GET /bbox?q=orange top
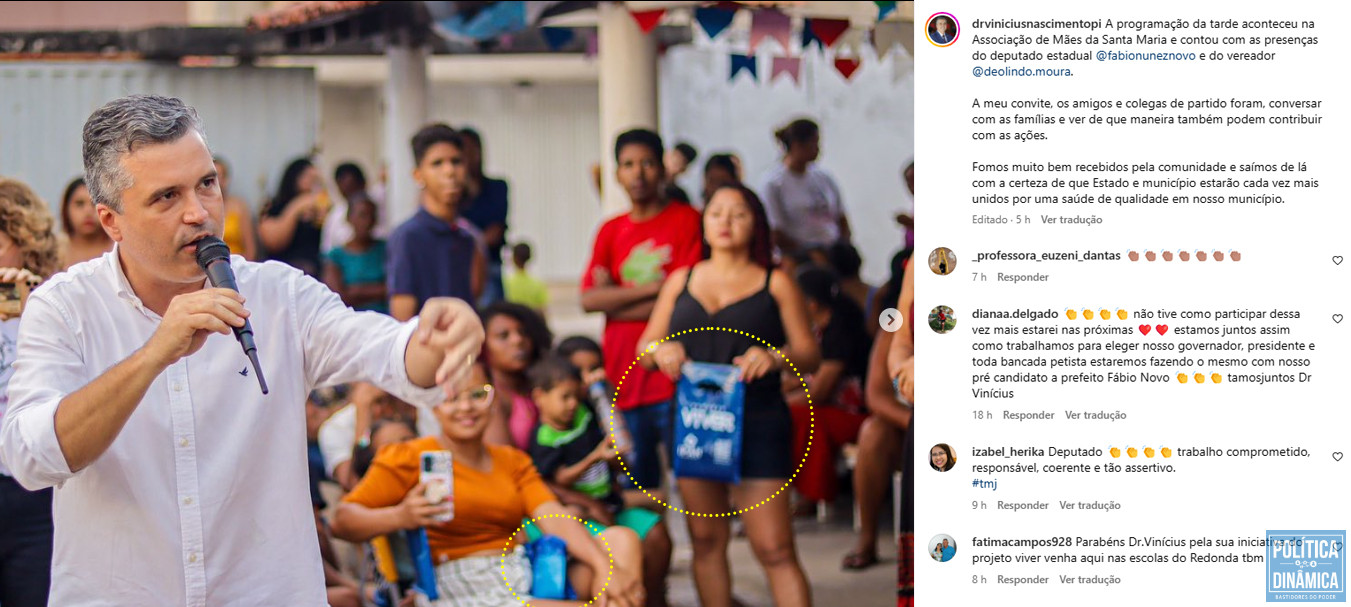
[344,437,557,563]
[222,206,247,255]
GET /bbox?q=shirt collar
[104,243,209,318]
[414,208,455,234]
[105,243,139,304]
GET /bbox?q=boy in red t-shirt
[581,129,701,508]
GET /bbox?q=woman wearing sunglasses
[332,361,645,607]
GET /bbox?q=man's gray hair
[82,94,207,212]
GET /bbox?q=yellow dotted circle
[499,514,613,606]
[605,327,814,517]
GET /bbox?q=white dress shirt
[0,247,444,606]
[317,403,357,478]
[0,316,21,477]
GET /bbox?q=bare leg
[847,415,900,566]
[602,526,644,596]
[678,478,733,607]
[641,521,672,607]
[732,479,811,607]
[568,560,594,601]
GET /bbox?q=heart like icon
[1138,324,1151,335]
[1156,324,1169,335]
[1334,452,1344,462]
[1335,314,1344,324]
[1335,255,1344,266]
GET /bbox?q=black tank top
[668,266,787,404]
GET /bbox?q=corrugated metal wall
[0,63,318,220]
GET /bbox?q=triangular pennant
[872,21,905,56]
[834,58,861,80]
[694,6,737,39]
[801,19,821,50]
[730,54,758,82]
[810,18,850,48]
[630,9,665,34]
[771,56,801,84]
[875,1,897,21]
[749,9,791,54]
[541,27,574,51]
[837,28,866,57]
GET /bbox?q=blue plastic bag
[674,362,745,484]
[527,534,573,599]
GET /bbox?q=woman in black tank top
[638,185,821,607]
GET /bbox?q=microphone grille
[194,236,231,269]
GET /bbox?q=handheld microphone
[194,236,268,394]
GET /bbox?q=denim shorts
[619,399,673,489]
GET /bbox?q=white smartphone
[419,451,454,523]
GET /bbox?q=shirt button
[183,497,193,505]
[172,382,183,392]
[179,438,189,447]
[188,553,198,563]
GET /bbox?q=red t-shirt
[581,202,702,410]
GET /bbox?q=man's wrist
[133,342,172,375]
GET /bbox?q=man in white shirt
[0,94,484,606]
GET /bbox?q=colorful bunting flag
[749,9,791,54]
[872,21,906,56]
[630,8,665,34]
[771,56,801,84]
[875,1,897,21]
[801,19,821,50]
[810,18,850,48]
[730,54,758,82]
[837,28,866,57]
[541,27,574,51]
[834,58,861,80]
[694,6,737,39]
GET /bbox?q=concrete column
[383,42,430,227]
[597,1,658,216]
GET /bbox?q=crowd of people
[0,93,914,606]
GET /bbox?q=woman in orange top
[333,362,645,607]
[214,158,259,260]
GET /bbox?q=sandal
[841,550,879,571]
